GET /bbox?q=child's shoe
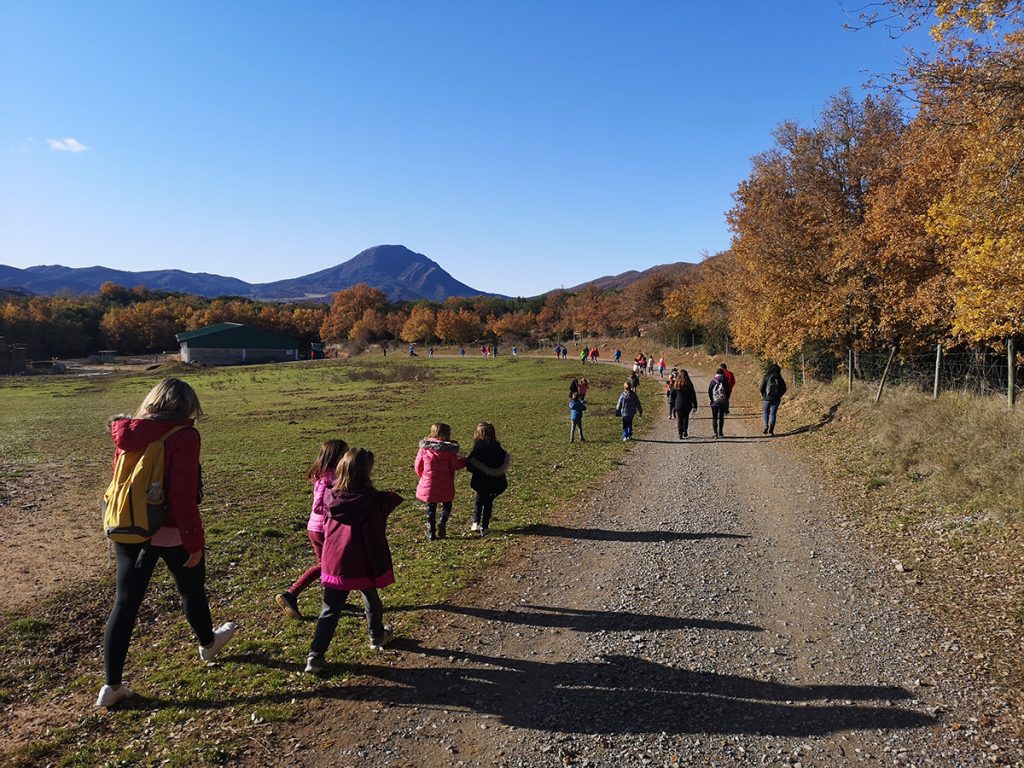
[370,626,394,651]
[199,622,237,662]
[470,521,480,532]
[437,521,447,539]
[95,683,133,708]
[305,653,326,674]
[276,591,301,620]
[480,528,489,537]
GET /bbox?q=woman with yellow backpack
[96,378,236,708]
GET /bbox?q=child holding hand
[414,422,468,540]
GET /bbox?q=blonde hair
[473,421,497,448]
[333,448,375,493]
[428,422,452,442]
[623,381,633,392]
[135,378,203,420]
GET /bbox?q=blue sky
[0,2,933,297]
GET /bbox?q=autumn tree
[401,304,437,343]
[435,308,482,343]
[349,308,386,343]
[488,310,536,341]
[319,284,389,343]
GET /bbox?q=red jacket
[414,439,467,503]
[321,489,402,591]
[110,417,205,553]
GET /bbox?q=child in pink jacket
[414,422,467,540]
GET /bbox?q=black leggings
[310,586,385,655]
[474,492,497,529]
[677,409,691,436]
[711,405,727,435]
[104,543,214,685]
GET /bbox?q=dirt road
[250,373,1019,767]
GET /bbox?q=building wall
[180,345,298,365]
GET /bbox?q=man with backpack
[759,363,788,436]
[708,369,731,438]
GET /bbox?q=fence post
[1010,337,1017,408]
[801,351,806,387]
[874,346,897,405]
[933,343,942,399]
[847,348,854,394]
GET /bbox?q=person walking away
[306,448,402,672]
[674,370,698,438]
[759,363,788,435]
[666,377,676,420]
[97,378,236,708]
[614,349,621,364]
[720,362,736,392]
[578,377,590,401]
[414,422,468,540]
[276,439,349,619]
[630,368,641,391]
[569,377,579,399]
[466,422,510,536]
[615,381,644,441]
[657,357,666,378]
[569,392,587,443]
[708,369,731,438]
[459,346,465,357]
[580,346,588,365]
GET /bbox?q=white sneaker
[304,653,326,674]
[369,625,394,651]
[470,522,480,532]
[199,622,237,662]
[96,683,133,707]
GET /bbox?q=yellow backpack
[102,426,186,543]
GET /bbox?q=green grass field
[0,356,650,766]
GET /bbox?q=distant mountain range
[0,246,699,303]
[566,261,698,293]
[0,245,486,303]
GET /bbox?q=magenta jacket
[307,471,336,533]
[321,489,402,591]
[414,439,467,503]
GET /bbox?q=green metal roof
[176,323,299,349]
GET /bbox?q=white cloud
[47,137,90,153]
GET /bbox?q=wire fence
[794,345,1024,400]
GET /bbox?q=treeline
[0,270,693,358]
[667,1,1024,364]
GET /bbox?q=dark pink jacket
[110,417,205,553]
[414,439,467,503]
[321,489,402,591]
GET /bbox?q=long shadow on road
[326,642,935,737]
[505,523,748,543]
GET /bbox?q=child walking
[306,448,402,672]
[415,422,468,540]
[615,381,643,441]
[569,392,587,442]
[466,422,510,536]
[276,439,348,619]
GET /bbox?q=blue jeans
[763,400,779,432]
[621,415,634,439]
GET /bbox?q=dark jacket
[321,489,402,591]
[110,416,204,553]
[708,372,731,412]
[759,365,788,403]
[467,442,510,496]
[674,380,698,412]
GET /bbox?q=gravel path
[256,372,1022,767]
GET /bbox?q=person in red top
[306,447,403,672]
[414,422,468,540]
[719,362,736,393]
[97,378,236,708]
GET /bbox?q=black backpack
[766,373,783,400]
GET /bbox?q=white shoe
[304,653,326,674]
[199,622,237,662]
[369,625,394,651]
[96,683,133,707]
[470,522,480,532]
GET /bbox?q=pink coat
[414,439,467,503]
[307,471,336,533]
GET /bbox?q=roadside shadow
[773,402,841,437]
[126,641,935,739]
[404,603,763,633]
[321,643,935,737]
[505,523,748,543]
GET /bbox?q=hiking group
[95,358,787,706]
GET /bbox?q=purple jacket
[321,489,403,591]
[307,471,336,533]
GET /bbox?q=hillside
[566,261,697,292]
[0,245,487,303]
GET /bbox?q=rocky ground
[246,373,1022,768]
